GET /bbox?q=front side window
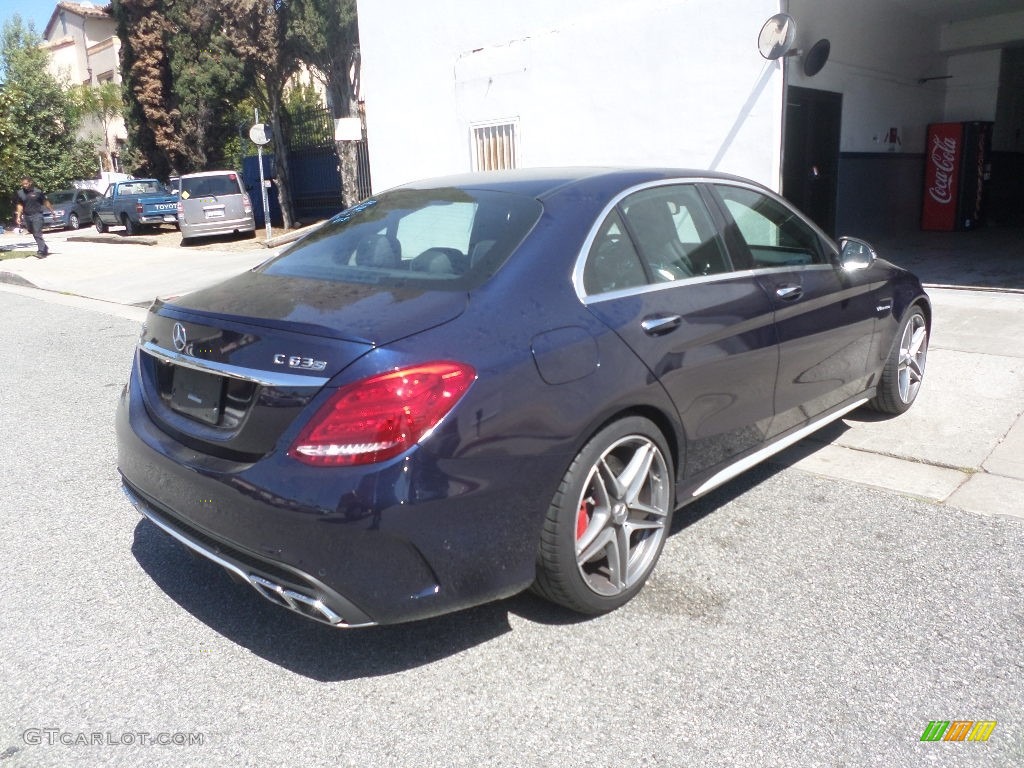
[260,188,542,290]
[714,185,825,267]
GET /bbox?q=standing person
[14,176,54,258]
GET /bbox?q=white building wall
[358,0,784,192]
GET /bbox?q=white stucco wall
[358,0,784,192]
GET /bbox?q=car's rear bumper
[180,216,256,239]
[115,357,548,625]
[121,479,377,627]
[139,213,180,225]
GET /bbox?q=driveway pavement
[1,223,1022,522]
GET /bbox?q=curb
[922,282,1024,295]
[264,220,327,248]
[66,233,159,246]
[0,271,37,289]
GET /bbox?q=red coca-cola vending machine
[921,121,992,231]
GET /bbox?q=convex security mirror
[758,13,796,60]
[838,236,878,270]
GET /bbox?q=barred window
[471,121,519,171]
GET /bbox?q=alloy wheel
[898,313,928,404]
[573,435,670,596]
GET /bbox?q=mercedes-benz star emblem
[172,322,188,352]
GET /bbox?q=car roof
[392,167,762,200]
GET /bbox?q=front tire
[68,212,80,230]
[533,416,674,614]
[869,306,928,414]
[93,214,107,234]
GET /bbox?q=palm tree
[72,82,124,172]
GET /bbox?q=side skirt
[688,396,870,499]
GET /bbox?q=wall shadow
[873,226,1024,291]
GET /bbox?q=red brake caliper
[576,498,590,540]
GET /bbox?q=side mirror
[838,236,877,271]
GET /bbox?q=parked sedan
[117,168,930,627]
[42,188,101,230]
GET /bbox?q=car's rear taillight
[136,203,144,214]
[288,362,475,466]
[243,193,252,214]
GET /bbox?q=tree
[0,16,98,203]
[291,0,361,205]
[71,81,124,172]
[112,0,179,178]
[220,0,303,229]
[290,0,359,119]
[165,2,249,172]
[114,0,252,176]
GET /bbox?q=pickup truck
[91,179,180,235]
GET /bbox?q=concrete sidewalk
[1,225,1022,521]
[769,286,1024,521]
[0,229,275,306]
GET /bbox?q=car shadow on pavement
[131,520,519,680]
[130,459,798,679]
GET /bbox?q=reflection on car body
[117,168,930,628]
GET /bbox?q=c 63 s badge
[273,354,327,372]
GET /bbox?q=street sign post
[249,115,273,240]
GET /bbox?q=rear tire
[122,215,138,236]
[533,416,674,614]
[868,306,928,414]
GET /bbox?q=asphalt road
[1,288,1021,768]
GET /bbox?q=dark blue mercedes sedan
[117,168,930,627]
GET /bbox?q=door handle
[775,284,803,301]
[641,314,682,336]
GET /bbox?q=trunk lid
[137,272,468,459]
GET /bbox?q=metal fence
[244,106,372,224]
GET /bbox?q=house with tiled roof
[41,2,127,173]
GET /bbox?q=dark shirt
[17,187,48,216]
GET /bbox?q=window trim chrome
[140,341,330,388]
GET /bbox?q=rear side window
[260,188,542,290]
[583,210,648,294]
[180,174,243,199]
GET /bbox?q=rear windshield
[119,181,168,195]
[259,187,542,290]
[180,174,243,198]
